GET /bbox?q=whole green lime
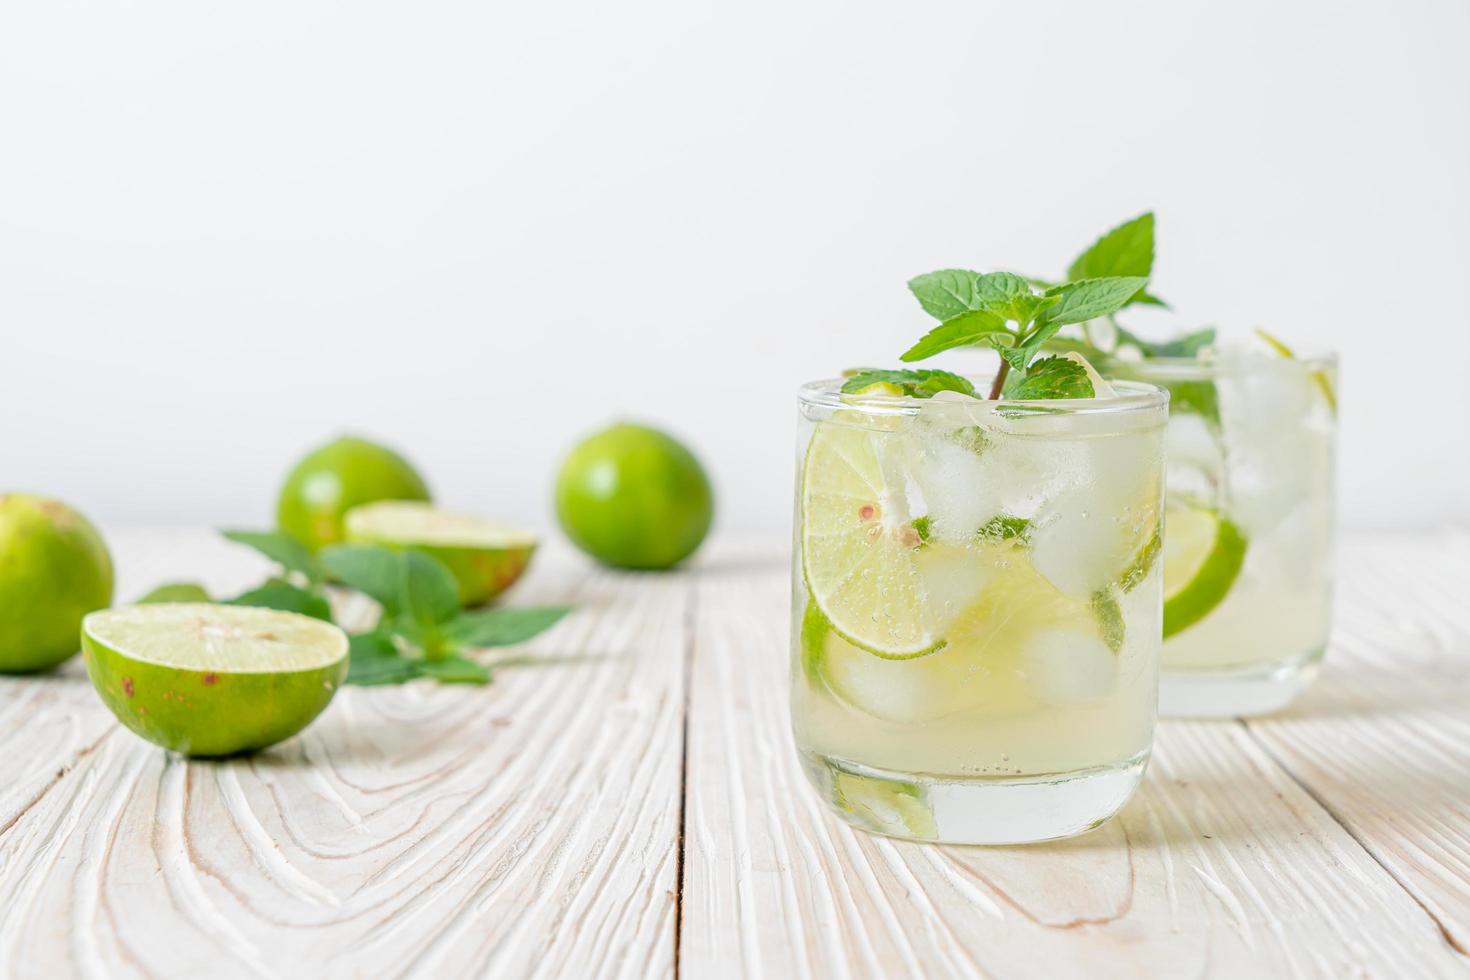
[276,436,431,552]
[555,423,713,570]
[0,494,115,673]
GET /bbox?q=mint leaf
[971,272,1057,324]
[909,515,932,544]
[345,630,420,686]
[998,319,1066,374]
[227,580,333,622]
[1040,334,1115,363]
[1091,590,1126,653]
[319,545,402,611]
[221,530,323,584]
[1116,325,1216,358]
[417,654,491,684]
[841,369,977,399]
[1066,212,1164,308]
[1008,356,1094,400]
[1038,277,1150,327]
[1067,213,1155,281]
[907,269,987,320]
[1163,379,1220,426]
[445,606,572,649]
[399,550,460,631]
[908,270,1055,326]
[900,309,1011,362]
[977,515,1030,542]
[137,582,212,604]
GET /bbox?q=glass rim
[1109,347,1338,381]
[797,376,1169,417]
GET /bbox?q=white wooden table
[1,529,1467,978]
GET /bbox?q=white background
[3,1,1467,540]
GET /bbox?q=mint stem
[988,360,1010,399]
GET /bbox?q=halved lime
[345,501,536,606]
[800,417,957,658]
[81,604,348,757]
[1161,505,1247,638]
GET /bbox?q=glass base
[1159,649,1323,719]
[800,750,1149,845]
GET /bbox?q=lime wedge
[1162,505,1247,638]
[345,501,536,606]
[800,417,951,658]
[81,604,348,756]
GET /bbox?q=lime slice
[802,541,1117,722]
[81,604,348,757]
[800,417,955,658]
[829,764,937,840]
[1162,505,1247,638]
[345,501,536,606]
[847,381,907,397]
[801,595,1026,723]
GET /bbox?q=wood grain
[4,530,1469,978]
[0,530,686,978]
[679,544,1470,979]
[1244,532,1470,956]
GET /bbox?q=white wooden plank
[0,530,685,978]
[680,551,1470,978]
[1244,531,1470,955]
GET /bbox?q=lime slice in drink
[829,764,937,840]
[801,417,976,658]
[81,604,348,757]
[345,501,536,606]
[803,540,1116,722]
[1161,505,1247,638]
[801,595,1026,723]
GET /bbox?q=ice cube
[909,396,1005,542]
[1028,482,1147,598]
[916,542,997,629]
[1023,629,1117,705]
[1215,347,1319,535]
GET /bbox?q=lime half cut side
[81,603,349,757]
[1161,505,1247,639]
[346,500,537,606]
[801,417,947,659]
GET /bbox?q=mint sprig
[145,530,572,687]
[900,270,1147,397]
[318,544,571,686]
[1041,213,1219,363]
